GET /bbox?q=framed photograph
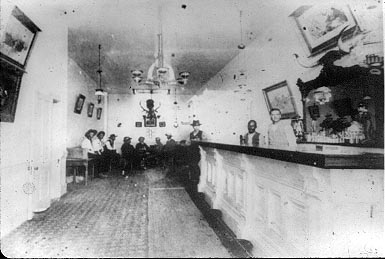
[290,5,358,56]
[96,107,102,120]
[135,122,142,127]
[262,81,298,120]
[144,117,157,127]
[87,103,94,117]
[0,61,23,122]
[0,6,41,69]
[74,94,86,114]
[159,121,166,127]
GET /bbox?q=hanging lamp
[95,44,105,104]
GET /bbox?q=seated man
[135,136,149,170]
[121,136,134,177]
[105,134,120,172]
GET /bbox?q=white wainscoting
[198,146,384,257]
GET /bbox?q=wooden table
[66,158,94,185]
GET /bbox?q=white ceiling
[64,0,313,95]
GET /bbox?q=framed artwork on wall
[96,107,102,120]
[0,61,23,122]
[144,117,157,127]
[135,122,142,127]
[159,121,166,127]
[0,6,41,69]
[87,103,94,117]
[290,5,359,56]
[74,94,86,114]
[262,81,298,120]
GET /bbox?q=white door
[28,92,53,216]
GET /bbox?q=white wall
[0,0,68,237]
[188,0,383,143]
[107,92,193,151]
[67,58,105,148]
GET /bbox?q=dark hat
[165,133,172,137]
[109,134,117,138]
[85,129,97,137]
[191,120,202,126]
[97,131,105,137]
[123,136,132,141]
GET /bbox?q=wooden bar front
[196,141,384,257]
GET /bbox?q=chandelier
[95,44,106,103]
[131,15,190,87]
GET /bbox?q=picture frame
[74,94,86,114]
[87,102,94,117]
[96,107,102,120]
[0,6,41,69]
[159,121,166,127]
[135,121,142,127]
[290,5,359,56]
[144,117,157,127]
[262,81,298,120]
[0,61,23,122]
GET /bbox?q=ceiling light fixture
[95,44,106,104]
[132,6,190,88]
[237,10,245,50]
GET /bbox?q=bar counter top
[195,141,384,169]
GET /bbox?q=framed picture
[96,107,102,120]
[74,94,86,114]
[159,121,166,127]
[0,6,41,69]
[290,5,358,56]
[135,121,142,127]
[144,117,157,127]
[262,81,298,120]
[0,61,23,122]
[87,103,94,117]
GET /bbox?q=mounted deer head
[139,99,161,120]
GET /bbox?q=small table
[66,158,94,185]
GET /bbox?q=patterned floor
[1,168,230,258]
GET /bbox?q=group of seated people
[80,129,195,179]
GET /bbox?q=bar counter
[197,141,384,169]
[195,141,384,257]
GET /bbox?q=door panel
[29,92,52,213]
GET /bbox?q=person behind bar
[243,120,260,146]
[268,108,297,147]
[189,120,207,141]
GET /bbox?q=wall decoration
[0,62,23,122]
[144,117,157,127]
[290,5,358,56]
[0,6,41,69]
[87,103,94,117]
[96,107,102,120]
[159,121,166,127]
[135,122,142,127]
[74,94,86,114]
[262,81,298,119]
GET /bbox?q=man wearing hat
[121,137,134,177]
[189,120,206,141]
[105,134,120,173]
[81,129,104,178]
[164,133,177,174]
[188,120,206,184]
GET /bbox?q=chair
[66,147,94,185]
